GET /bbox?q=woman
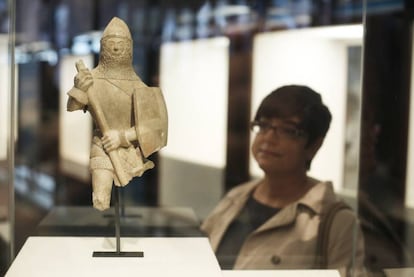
[201,85,366,277]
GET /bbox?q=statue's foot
[92,192,111,211]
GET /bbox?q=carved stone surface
[67,17,168,211]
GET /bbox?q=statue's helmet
[99,17,133,67]
[101,17,132,42]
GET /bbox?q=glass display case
[0,0,15,275]
[1,0,413,276]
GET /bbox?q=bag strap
[314,201,351,269]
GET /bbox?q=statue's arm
[101,127,137,152]
[125,128,138,143]
[66,65,93,112]
[67,87,88,111]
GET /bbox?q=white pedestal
[6,236,222,277]
[222,270,340,277]
[384,268,414,277]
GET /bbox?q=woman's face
[251,116,315,176]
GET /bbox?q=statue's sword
[76,59,131,186]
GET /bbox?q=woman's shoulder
[205,180,260,216]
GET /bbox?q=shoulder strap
[314,201,351,269]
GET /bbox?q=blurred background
[1,0,414,275]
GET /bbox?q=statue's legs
[92,169,113,211]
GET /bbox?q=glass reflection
[0,0,13,274]
[358,0,414,275]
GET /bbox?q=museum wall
[1,0,414,275]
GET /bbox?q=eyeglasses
[250,120,307,140]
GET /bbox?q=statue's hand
[74,68,93,92]
[102,130,121,152]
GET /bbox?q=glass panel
[407,26,414,208]
[3,0,413,275]
[5,0,365,275]
[0,34,11,277]
[0,0,15,274]
[360,0,414,275]
[251,25,363,194]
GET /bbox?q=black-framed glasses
[250,120,307,140]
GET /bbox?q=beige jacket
[201,180,367,277]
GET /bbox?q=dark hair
[254,85,332,168]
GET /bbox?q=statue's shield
[133,87,168,157]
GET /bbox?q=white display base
[6,236,222,277]
[222,270,340,277]
[384,268,414,277]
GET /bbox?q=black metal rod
[92,185,143,258]
[120,188,126,217]
[114,186,121,254]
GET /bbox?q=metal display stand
[92,186,144,258]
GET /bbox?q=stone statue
[66,17,168,211]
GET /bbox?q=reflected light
[159,37,229,168]
[293,24,364,41]
[71,31,102,55]
[59,55,93,181]
[405,25,414,208]
[215,5,251,17]
[15,41,58,65]
[0,35,9,160]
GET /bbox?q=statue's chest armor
[92,79,134,129]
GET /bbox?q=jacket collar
[298,181,336,214]
[227,179,337,232]
[227,179,336,213]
